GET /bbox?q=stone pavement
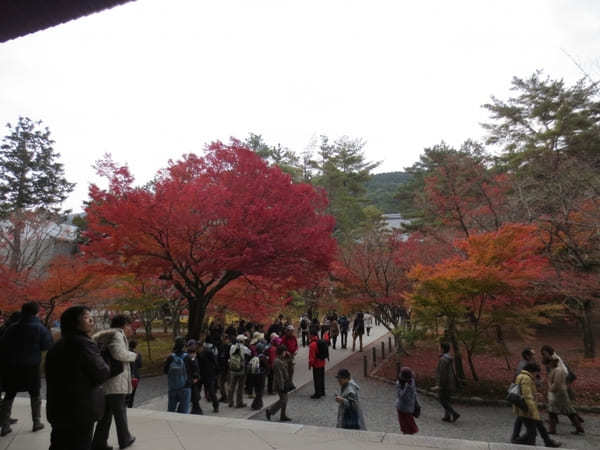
[0,397,575,450]
[139,324,391,419]
[251,333,599,450]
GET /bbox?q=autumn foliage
[83,141,337,338]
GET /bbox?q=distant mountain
[365,171,411,214]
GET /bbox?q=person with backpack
[511,348,540,442]
[0,302,52,437]
[434,342,460,423]
[250,343,268,410]
[125,340,142,408]
[265,345,292,422]
[217,335,231,403]
[338,315,349,349]
[309,332,327,399]
[352,312,365,352]
[164,336,198,414]
[45,306,111,450]
[335,369,366,430]
[91,314,138,450]
[228,335,251,408]
[299,315,309,347]
[396,367,419,435]
[512,362,561,447]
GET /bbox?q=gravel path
[250,335,600,450]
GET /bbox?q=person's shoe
[280,416,292,422]
[442,416,452,422]
[451,412,460,423]
[266,409,272,421]
[120,437,136,449]
[32,421,45,432]
[8,418,17,425]
[310,394,320,399]
[0,426,12,437]
[213,406,219,413]
[545,439,562,448]
[228,403,234,408]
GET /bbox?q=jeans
[312,367,325,397]
[168,388,191,414]
[340,332,348,348]
[92,394,133,449]
[331,335,338,349]
[50,421,95,450]
[202,379,219,411]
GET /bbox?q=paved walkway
[140,324,391,419]
[0,397,573,450]
[250,334,600,450]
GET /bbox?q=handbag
[413,399,421,418]
[506,382,528,411]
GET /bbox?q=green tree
[483,72,600,357]
[311,136,379,239]
[0,117,74,271]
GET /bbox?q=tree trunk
[466,348,479,381]
[187,299,207,340]
[581,302,596,358]
[447,320,466,380]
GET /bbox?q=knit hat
[399,367,413,381]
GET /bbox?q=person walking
[308,333,326,399]
[265,346,292,422]
[335,369,366,430]
[511,348,539,442]
[198,341,220,413]
[250,342,268,410]
[396,367,419,435]
[512,362,561,447]
[266,334,280,395]
[351,312,365,352]
[364,313,374,337]
[125,340,142,408]
[91,315,137,450]
[228,335,250,408]
[338,315,349,349]
[434,342,460,423]
[330,318,340,350]
[299,315,309,347]
[0,302,52,436]
[0,311,21,428]
[45,306,111,450]
[547,355,584,435]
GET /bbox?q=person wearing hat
[396,367,419,434]
[228,335,251,408]
[335,369,366,430]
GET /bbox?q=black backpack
[316,339,329,360]
[98,342,124,378]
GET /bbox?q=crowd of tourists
[0,302,587,449]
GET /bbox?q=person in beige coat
[91,315,138,450]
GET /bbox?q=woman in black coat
[45,306,111,450]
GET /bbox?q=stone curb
[369,373,600,414]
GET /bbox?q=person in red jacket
[281,326,298,385]
[309,333,326,399]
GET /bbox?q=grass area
[134,332,176,377]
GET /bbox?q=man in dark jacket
[0,302,53,436]
[217,335,231,403]
[435,342,460,422]
[46,305,111,450]
[338,316,349,349]
[198,342,220,413]
[265,345,291,422]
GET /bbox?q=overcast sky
[1,0,599,213]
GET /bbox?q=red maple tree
[83,141,337,338]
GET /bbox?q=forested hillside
[365,171,411,213]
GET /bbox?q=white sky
[1,0,599,213]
